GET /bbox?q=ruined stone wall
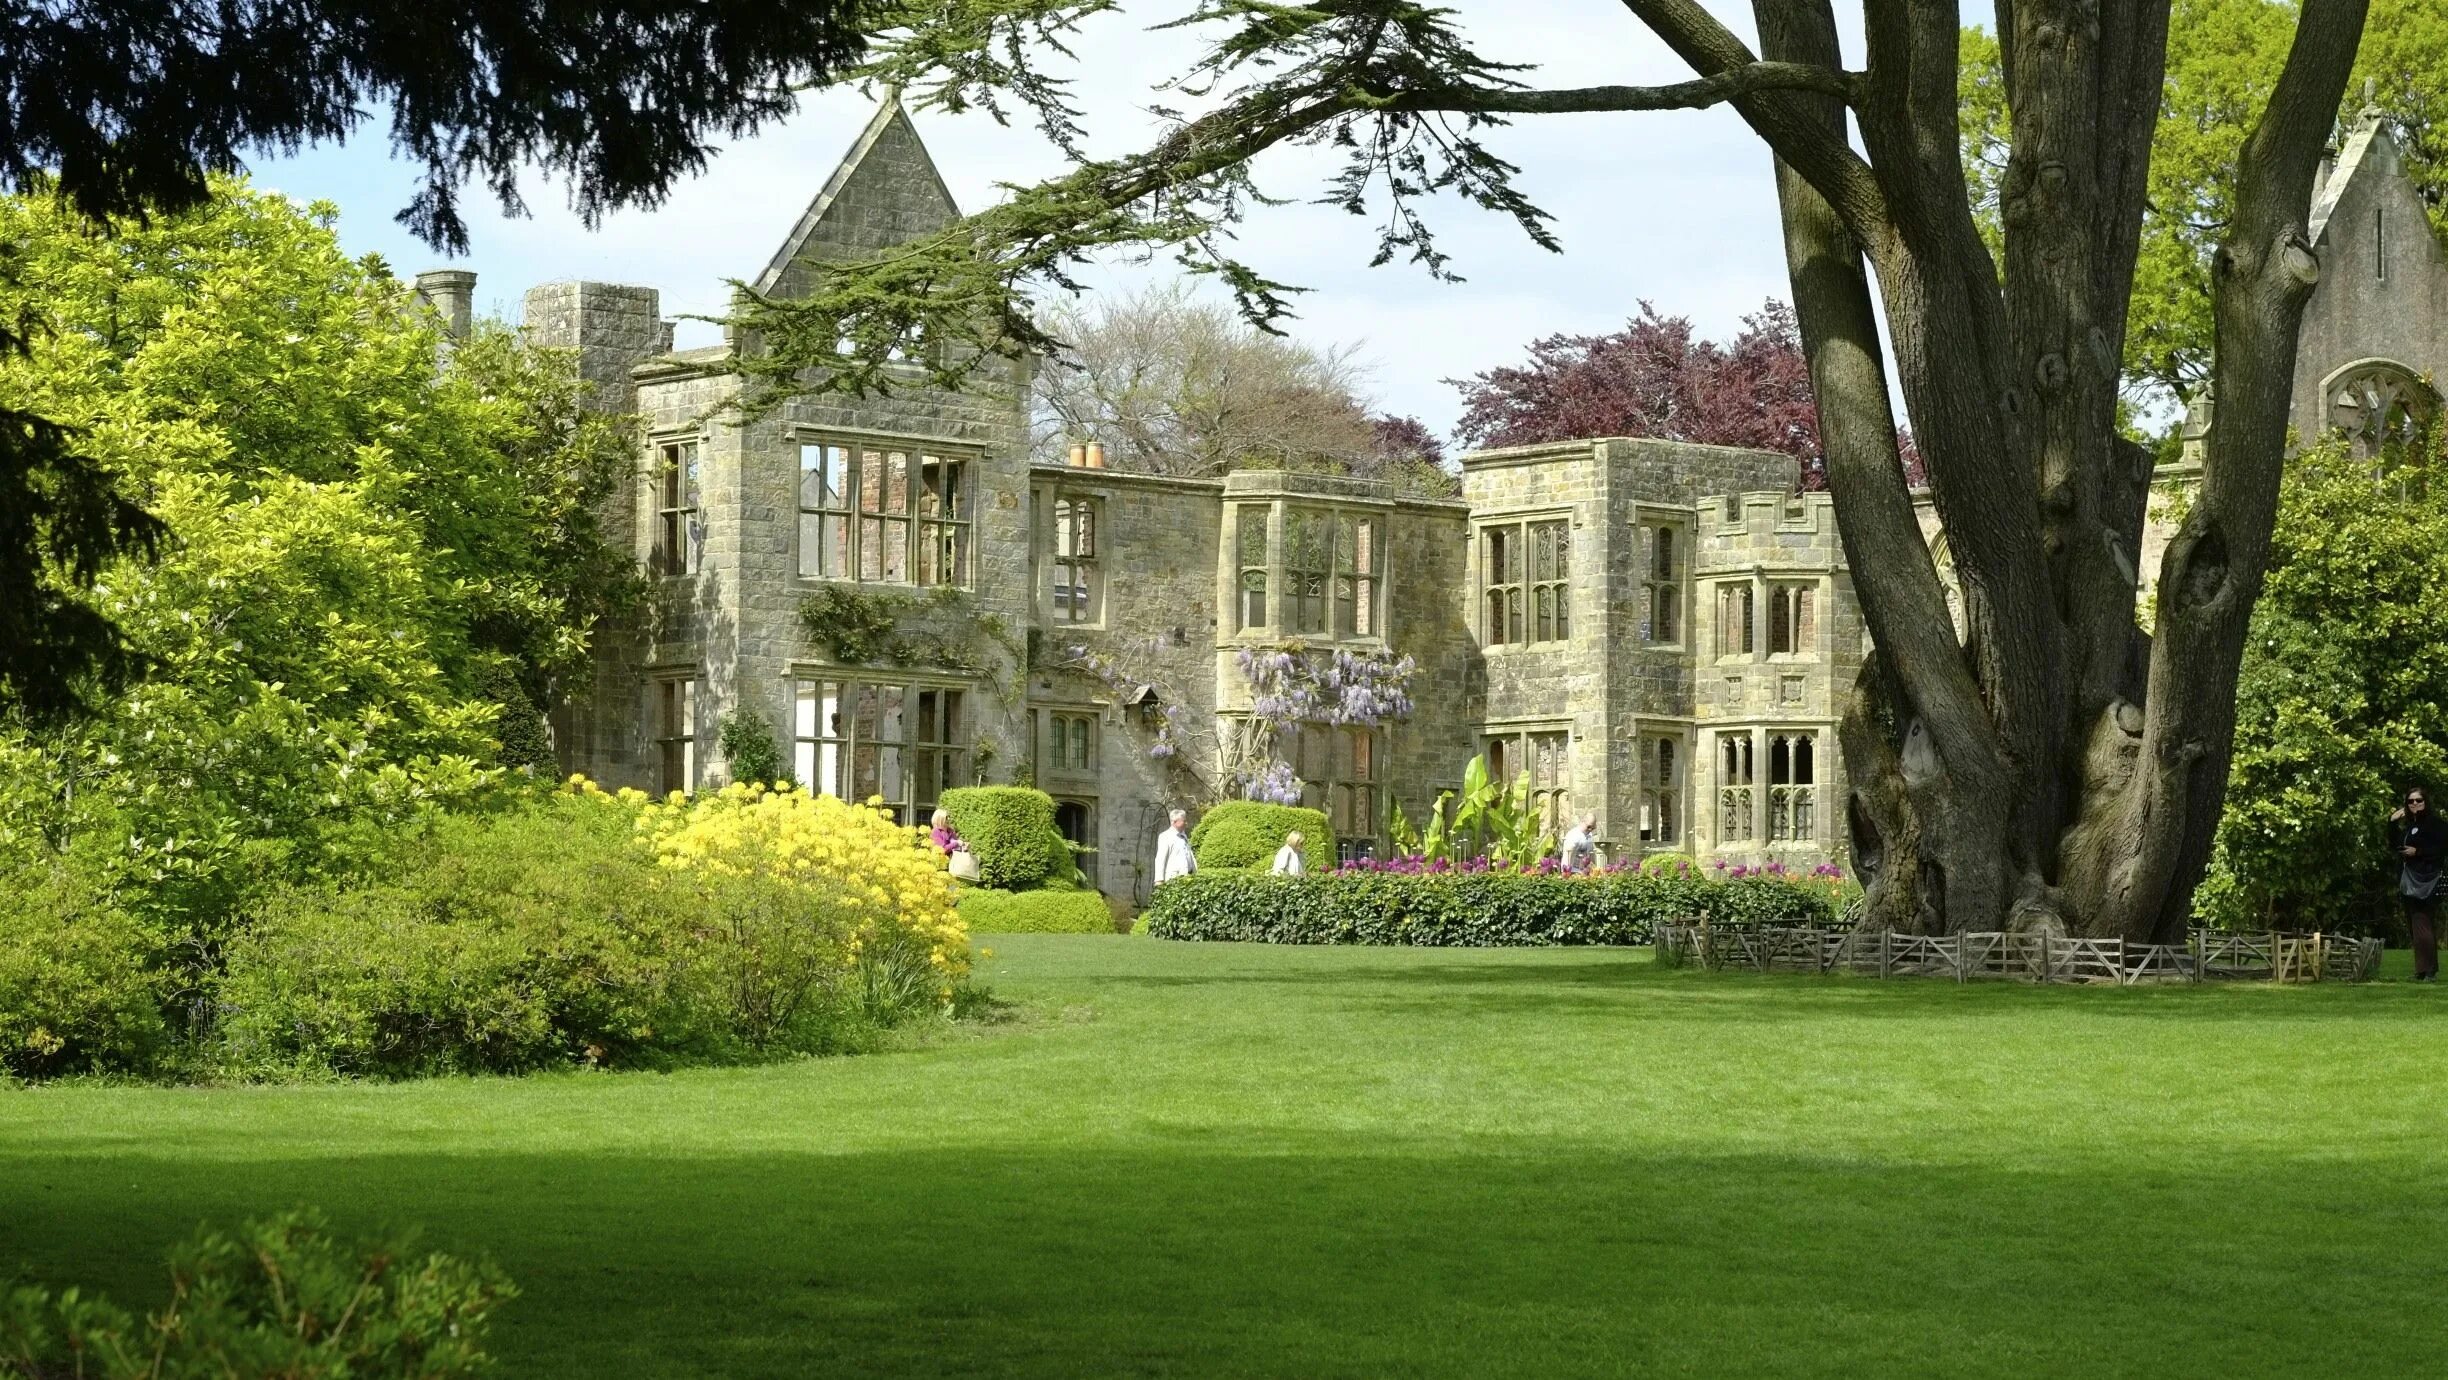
[1379,495,1478,833]
[1460,442,1615,842]
[524,281,671,786]
[2294,124,2448,436]
[1024,466,1223,900]
[1690,489,1852,866]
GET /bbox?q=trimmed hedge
[1189,802,1335,873]
[956,887,1116,934]
[940,786,1073,890]
[1142,869,1840,946]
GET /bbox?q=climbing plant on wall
[1226,644,1417,805]
[798,585,1023,679]
[1055,642,1192,763]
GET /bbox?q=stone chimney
[414,269,477,342]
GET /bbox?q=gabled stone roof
[2309,106,2396,246]
[750,97,963,298]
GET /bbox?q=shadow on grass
[5,1138,2438,1379]
[1114,941,2438,1024]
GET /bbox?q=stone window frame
[1637,519,1685,648]
[1259,719,1381,844]
[1475,509,1570,650]
[650,670,698,795]
[794,436,978,589]
[1231,500,1387,644]
[1714,580,1757,660]
[1333,512,1382,639]
[1043,707,1100,778]
[1638,730,1685,849]
[789,673,974,824]
[1044,493,1103,626]
[1235,505,1270,632]
[1716,729,1756,843]
[1283,508,1333,636]
[1480,722,1571,836]
[1767,729,1819,843]
[1528,519,1570,643]
[650,435,704,577]
[1766,580,1819,659]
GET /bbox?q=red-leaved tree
[1450,299,1821,474]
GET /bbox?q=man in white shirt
[1154,807,1198,884]
[1560,813,1600,874]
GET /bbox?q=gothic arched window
[2320,358,2438,457]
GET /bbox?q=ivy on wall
[797,584,1023,676]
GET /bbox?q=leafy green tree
[0,0,870,724]
[2200,437,2448,930]
[0,182,638,935]
[1962,0,2448,412]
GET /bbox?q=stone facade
[513,99,1867,891]
[513,99,2446,897]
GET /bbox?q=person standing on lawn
[1271,831,1306,877]
[1154,807,1197,885]
[2391,787,2443,981]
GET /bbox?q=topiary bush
[0,1209,513,1377]
[941,786,1072,890]
[956,887,1117,934]
[1188,802,1335,873]
[1141,868,1840,946]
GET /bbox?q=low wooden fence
[1655,920,2382,985]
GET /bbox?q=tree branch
[1616,0,1893,243]
[1373,62,1859,115]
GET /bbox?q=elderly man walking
[1154,807,1198,885]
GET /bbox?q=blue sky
[252,0,1976,444]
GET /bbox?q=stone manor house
[422,99,2442,902]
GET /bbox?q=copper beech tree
[734,0,2373,939]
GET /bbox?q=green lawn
[5,937,2445,1377]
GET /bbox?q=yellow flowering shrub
[589,778,969,984]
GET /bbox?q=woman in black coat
[2391,787,2444,981]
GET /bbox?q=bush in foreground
[940,786,1073,890]
[957,887,1117,934]
[1142,868,1839,946]
[1189,802,1335,873]
[214,784,969,1080]
[0,1210,511,1378]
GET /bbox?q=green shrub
[0,1209,512,1377]
[217,795,889,1078]
[957,887,1116,934]
[1189,802,1335,873]
[717,708,793,788]
[1142,868,1839,946]
[941,786,1071,890]
[0,867,171,1079]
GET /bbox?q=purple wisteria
[1228,643,1418,802]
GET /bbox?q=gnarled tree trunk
[1636,0,2372,938]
